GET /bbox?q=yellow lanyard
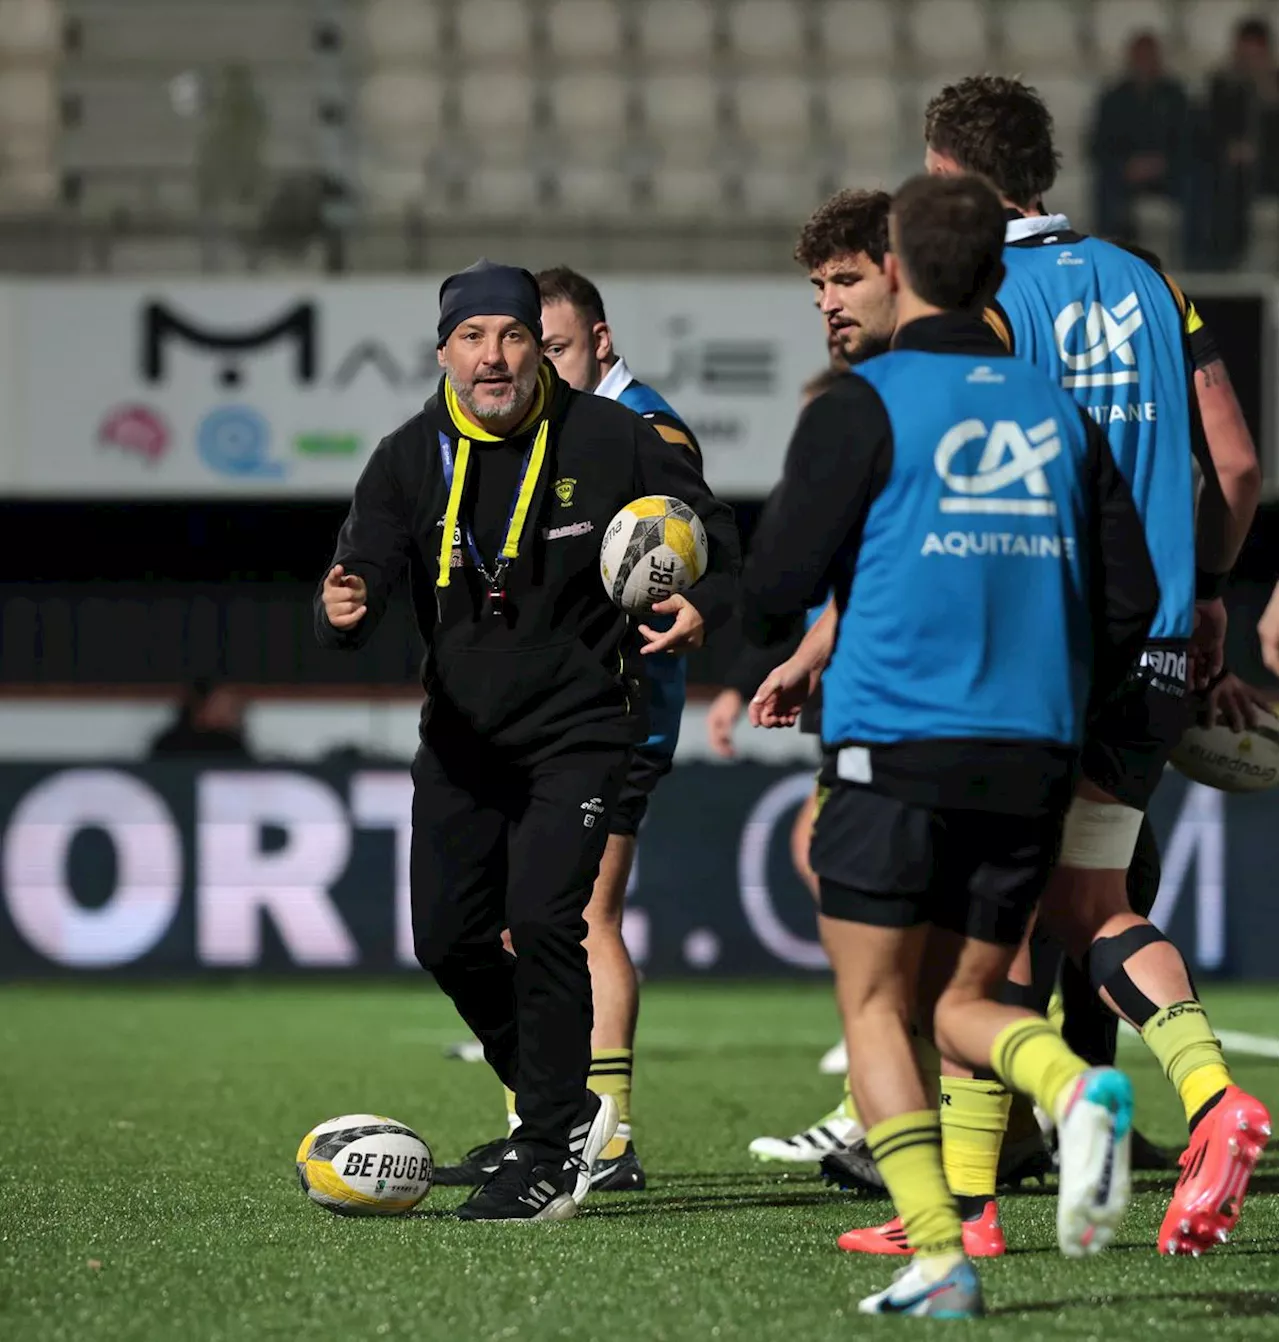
[437,370,552,592]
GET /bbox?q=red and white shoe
[838,1200,1006,1258]
[1159,1086,1272,1256]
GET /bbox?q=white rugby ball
[1169,703,1279,794]
[600,495,708,614]
[296,1113,433,1216]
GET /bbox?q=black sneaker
[433,1135,509,1187]
[589,1143,647,1192]
[820,1140,885,1194]
[1131,1127,1176,1172]
[455,1144,577,1222]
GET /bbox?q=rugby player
[737,192,898,1165]
[434,266,706,1193]
[921,74,1270,1257]
[744,173,1154,1317]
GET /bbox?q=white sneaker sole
[571,1095,618,1206]
[1057,1069,1133,1258]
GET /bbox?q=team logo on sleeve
[1053,293,1144,388]
[933,417,1062,517]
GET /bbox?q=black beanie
[436,258,543,347]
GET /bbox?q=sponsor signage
[0,762,1272,979]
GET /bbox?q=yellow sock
[841,1076,861,1126]
[1141,1001,1232,1126]
[865,1110,964,1266]
[503,1087,519,1133]
[941,1077,1011,1199]
[589,1048,633,1159]
[991,1017,1088,1122]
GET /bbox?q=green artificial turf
[0,981,1275,1341]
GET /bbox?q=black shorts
[811,784,1062,946]
[1082,658,1193,811]
[609,746,674,836]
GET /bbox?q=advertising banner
[0,762,1273,979]
[5,280,1271,500]
[6,279,819,499]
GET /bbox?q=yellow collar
[444,363,552,442]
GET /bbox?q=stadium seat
[361,0,440,64]
[730,74,813,156]
[546,0,625,63]
[815,0,897,66]
[636,0,717,65]
[463,164,543,216]
[63,1,316,68]
[60,75,196,169]
[1182,0,1260,72]
[0,0,60,59]
[639,73,722,144]
[739,166,825,221]
[725,0,806,65]
[1001,0,1086,68]
[456,71,537,144]
[1090,0,1175,70]
[1246,198,1279,272]
[455,0,534,64]
[357,156,427,213]
[556,164,636,218]
[1033,75,1096,159]
[906,0,990,68]
[0,68,55,136]
[548,72,630,145]
[646,163,726,217]
[822,75,900,145]
[358,71,445,137]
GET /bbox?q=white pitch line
[1119,1024,1279,1059]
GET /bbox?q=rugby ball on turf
[1169,703,1279,793]
[600,495,708,614]
[296,1114,432,1216]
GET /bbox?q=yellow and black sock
[1141,1001,1231,1129]
[589,1048,633,1159]
[991,1017,1089,1123]
[504,1087,520,1133]
[865,1110,964,1272]
[941,1077,1011,1211]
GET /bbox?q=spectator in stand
[148,679,253,759]
[1191,17,1279,269]
[1087,31,1190,246]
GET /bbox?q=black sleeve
[723,616,805,698]
[1082,412,1159,701]
[632,417,741,636]
[314,438,414,650]
[741,377,893,649]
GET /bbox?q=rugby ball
[600,495,708,614]
[1169,703,1279,793]
[296,1113,433,1216]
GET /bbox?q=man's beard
[447,361,539,424]
[845,330,893,366]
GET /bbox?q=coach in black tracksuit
[316,260,739,1222]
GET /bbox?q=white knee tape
[1058,798,1144,870]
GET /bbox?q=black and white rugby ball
[1169,704,1279,793]
[296,1113,433,1216]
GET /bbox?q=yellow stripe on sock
[941,1077,1011,1199]
[1141,1001,1232,1125]
[865,1110,963,1258]
[589,1048,633,1158]
[991,1017,1089,1123]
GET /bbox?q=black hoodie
[316,366,740,758]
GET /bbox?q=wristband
[1195,568,1228,602]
